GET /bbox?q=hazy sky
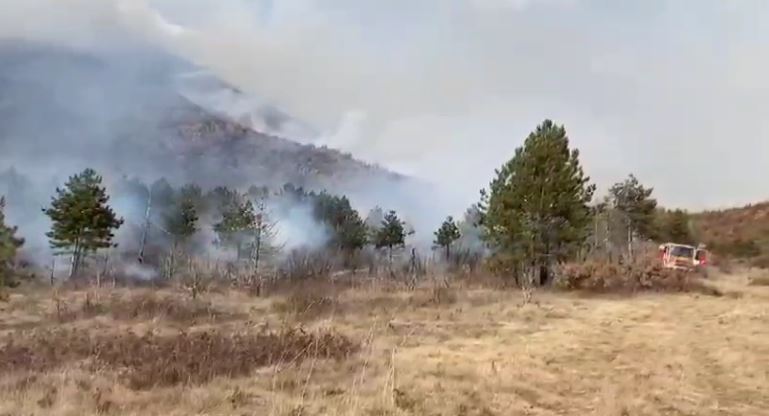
[2,0,769,211]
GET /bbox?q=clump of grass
[271,280,345,320]
[0,327,358,390]
[273,292,339,320]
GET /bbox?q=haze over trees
[0,118,735,289]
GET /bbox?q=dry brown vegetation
[555,257,721,296]
[48,290,233,324]
[694,202,769,262]
[1,270,768,415]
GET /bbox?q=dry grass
[0,327,357,390]
[1,272,768,415]
[748,274,769,287]
[49,290,231,324]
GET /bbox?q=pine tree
[313,192,368,255]
[663,209,694,245]
[43,169,123,278]
[214,193,256,260]
[609,174,658,256]
[0,196,24,288]
[165,197,199,244]
[375,210,406,263]
[163,191,199,279]
[434,216,461,260]
[480,120,595,285]
[178,184,207,216]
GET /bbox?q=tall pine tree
[481,120,595,285]
[214,193,256,260]
[43,169,123,278]
[375,210,407,263]
[0,196,24,288]
[165,196,199,245]
[609,174,658,257]
[434,216,461,260]
[313,192,368,255]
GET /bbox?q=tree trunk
[49,257,56,286]
[627,219,634,261]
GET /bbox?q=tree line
[0,119,698,288]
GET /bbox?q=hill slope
[693,203,769,260]
[0,41,405,193]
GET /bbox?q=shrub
[273,291,339,320]
[554,256,720,295]
[0,327,358,390]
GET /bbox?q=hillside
[0,41,406,194]
[693,202,769,261]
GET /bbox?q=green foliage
[208,186,241,215]
[312,192,367,252]
[43,169,123,276]
[0,196,24,288]
[480,120,595,283]
[213,192,256,258]
[434,216,461,258]
[165,192,199,244]
[609,174,658,240]
[658,209,694,245]
[178,184,207,215]
[375,210,406,251]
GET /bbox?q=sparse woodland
[1,120,767,415]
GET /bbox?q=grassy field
[1,271,768,416]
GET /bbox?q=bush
[0,327,358,390]
[272,289,340,320]
[554,256,720,295]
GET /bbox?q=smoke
[270,203,329,251]
[2,0,769,275]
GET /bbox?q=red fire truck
[658,243,709,272]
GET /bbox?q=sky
[2,0,769,211]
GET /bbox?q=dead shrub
[52,291,228,323]
[408,281,459,307]
[278,248,335,281]
[554,256,720,296]
[273,292,339,320]
[0,327,358,390]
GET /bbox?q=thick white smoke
[3,0,769,230]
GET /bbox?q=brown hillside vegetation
[1,272,768,416]
[693,202,769,262]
